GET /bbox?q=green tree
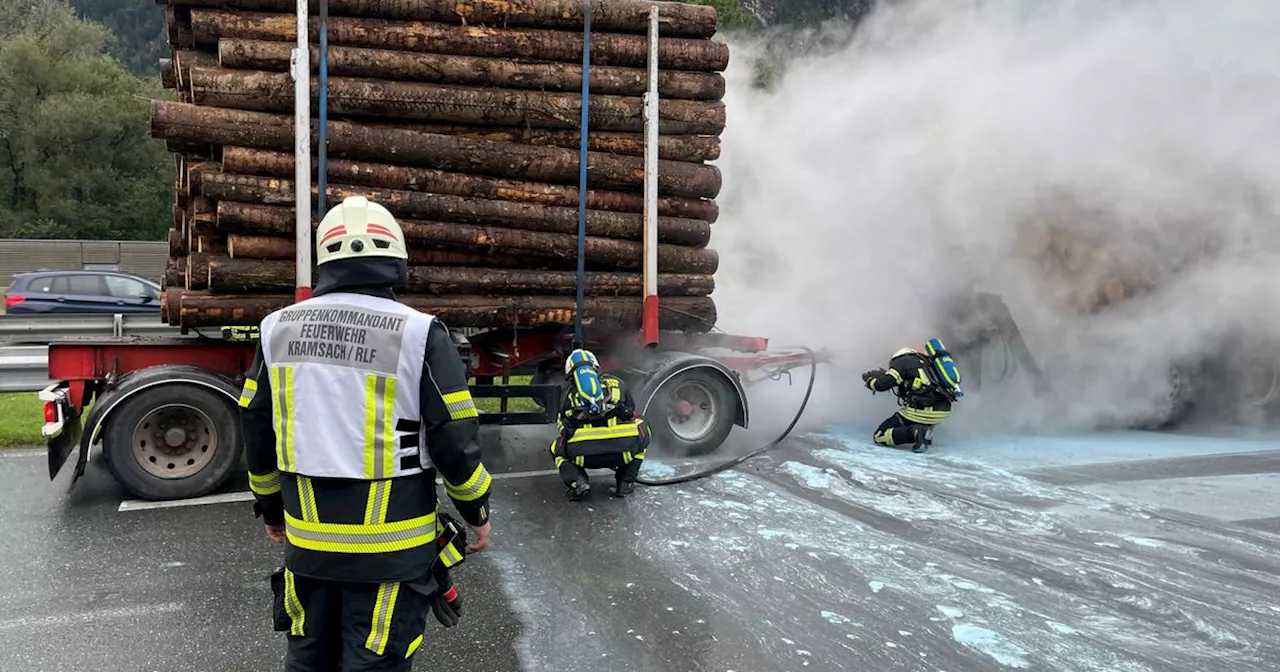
[689,0,760,33]
[0,0,170,241]
[68,0,166,77]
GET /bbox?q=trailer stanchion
[573,0,592,349]
[317,0,330,220]
[641,5,660,347]
[292,0,312,302]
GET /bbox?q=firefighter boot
[911,425,933,453]
[613,475,636,498]
[565,480,591,501]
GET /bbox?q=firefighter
[238,195,493,671]
[550,348,651,500]
[862,342,962,453]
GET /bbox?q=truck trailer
[36,0,822,501]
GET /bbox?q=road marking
[118,490,254,512]
[0,448,43,458]
[117,457,727,511]
[0,602,183,632]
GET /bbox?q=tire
[103,384,242,501]
[642,368,738,457]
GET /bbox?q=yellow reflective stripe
[364,374,396,479]
[273,366,295,470]
[363,480,392,526]
[444,463,491,502]
[887,368,904,384]
[284,569,305,636]
[297,476,320,522]
[238,377,257,408]
[899,407,951,424]
[566,424,642,443]
[575,455,585,466]
[405,634,424,658]
[442,389,479,420]
[284,511,437,554]
[438,541,464,568]
[365,582,400,655]
[622,451,633,463]
[248,470,281,496]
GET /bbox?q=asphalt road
[2,424,1280,671]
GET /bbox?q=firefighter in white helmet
[861,340,963,453]
[550,348,651,500]
[238,195,493,670]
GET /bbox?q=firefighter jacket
[238,289,492,583]
[554,373,649,462]
[865,352,953,425]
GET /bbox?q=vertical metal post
[573,0,592,349]
[317,0,329,219]
[292,0,312,302]
[640,5,660,346]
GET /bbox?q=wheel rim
[130,404,218,479]
[666,380,718,442]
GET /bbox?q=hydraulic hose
[636,346,819,487]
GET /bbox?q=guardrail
[0,345,50,393]
[0,313,186,344]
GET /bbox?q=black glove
[861,369,883,390]
[429,575,462,628]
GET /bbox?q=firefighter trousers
[270,567,436,671]
[551,432,648,489]
[873,411,937,448]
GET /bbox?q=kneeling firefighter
[550,348,651,500]
[861,338,964,453]
[239,195,493,671]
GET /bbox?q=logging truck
[35,3,822,501]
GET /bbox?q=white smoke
[710,0,1280,437]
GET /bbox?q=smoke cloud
[710,0,1280,438]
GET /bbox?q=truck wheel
[645,368,737,457]
[103,384,242,501]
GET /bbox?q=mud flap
[46,405,83,482]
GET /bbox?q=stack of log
[152,0,727,331]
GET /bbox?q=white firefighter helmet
[315,195,408,265]
[892,347,919,358]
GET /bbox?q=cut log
[221,147,719,222]
[177,291,718,332]
[164,286,184,324]
[187,160,219,194]
[227,223,719,273]
[217,40,725,101]
[187,67,726,135]
[187,11,730,72]
[150,101,722,198]
[166,6,195,49]
[160,58,175,88]
[174,50,218,90]
[353,121,718,163]
[163,257,187,290]
[201,172,712,247]
[203,256,714,296]
[186,251,211,289]
[164,0,718,38]
[215,202,554,268]
[168,227,187,256]
[198,235,227,255]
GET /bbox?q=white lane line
[118,490,254,512]
[0,448,44,458]
[118,457,727,511]
[0,602,183,632]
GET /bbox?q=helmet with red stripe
[315,195,408,266]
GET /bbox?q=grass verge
[0,392,44,448]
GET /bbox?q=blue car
[3,270,161,314]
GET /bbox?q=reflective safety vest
[258,291,435,480]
